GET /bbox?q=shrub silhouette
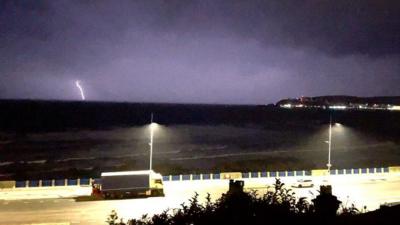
[106,178,400,225]
[107,179,319,225]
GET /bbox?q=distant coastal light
[277,96,399,111]
[329,105,347,110]
[389,105,400,111]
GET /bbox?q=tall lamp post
[149,113,154,171]
[149,113,159,172]
[327,115,333,174]
[326,115,342,175]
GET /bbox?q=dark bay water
[0,100,399,179]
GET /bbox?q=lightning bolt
[75,80,86,100]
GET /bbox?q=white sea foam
[26,160,47,164]
[0,161,14,166]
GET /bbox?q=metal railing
[2,166,397,189]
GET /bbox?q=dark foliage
[106,179,400,225]
[106,179,315,225]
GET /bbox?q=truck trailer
[92,170,164,199]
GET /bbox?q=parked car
[291,179,314,188]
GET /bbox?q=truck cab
[149,173,164,196]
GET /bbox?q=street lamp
[327,116,333,174]
[326,115,341,174]
[149,113,159,171]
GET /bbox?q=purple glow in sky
[0,0,399,104]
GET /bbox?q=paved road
[1,174,400,225]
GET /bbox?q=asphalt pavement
[1,174,400,225]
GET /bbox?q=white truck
[92,170,164,199]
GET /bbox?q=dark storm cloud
[0,0,399,104]
[153,0,400,56]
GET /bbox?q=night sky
[0,0,399,104]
